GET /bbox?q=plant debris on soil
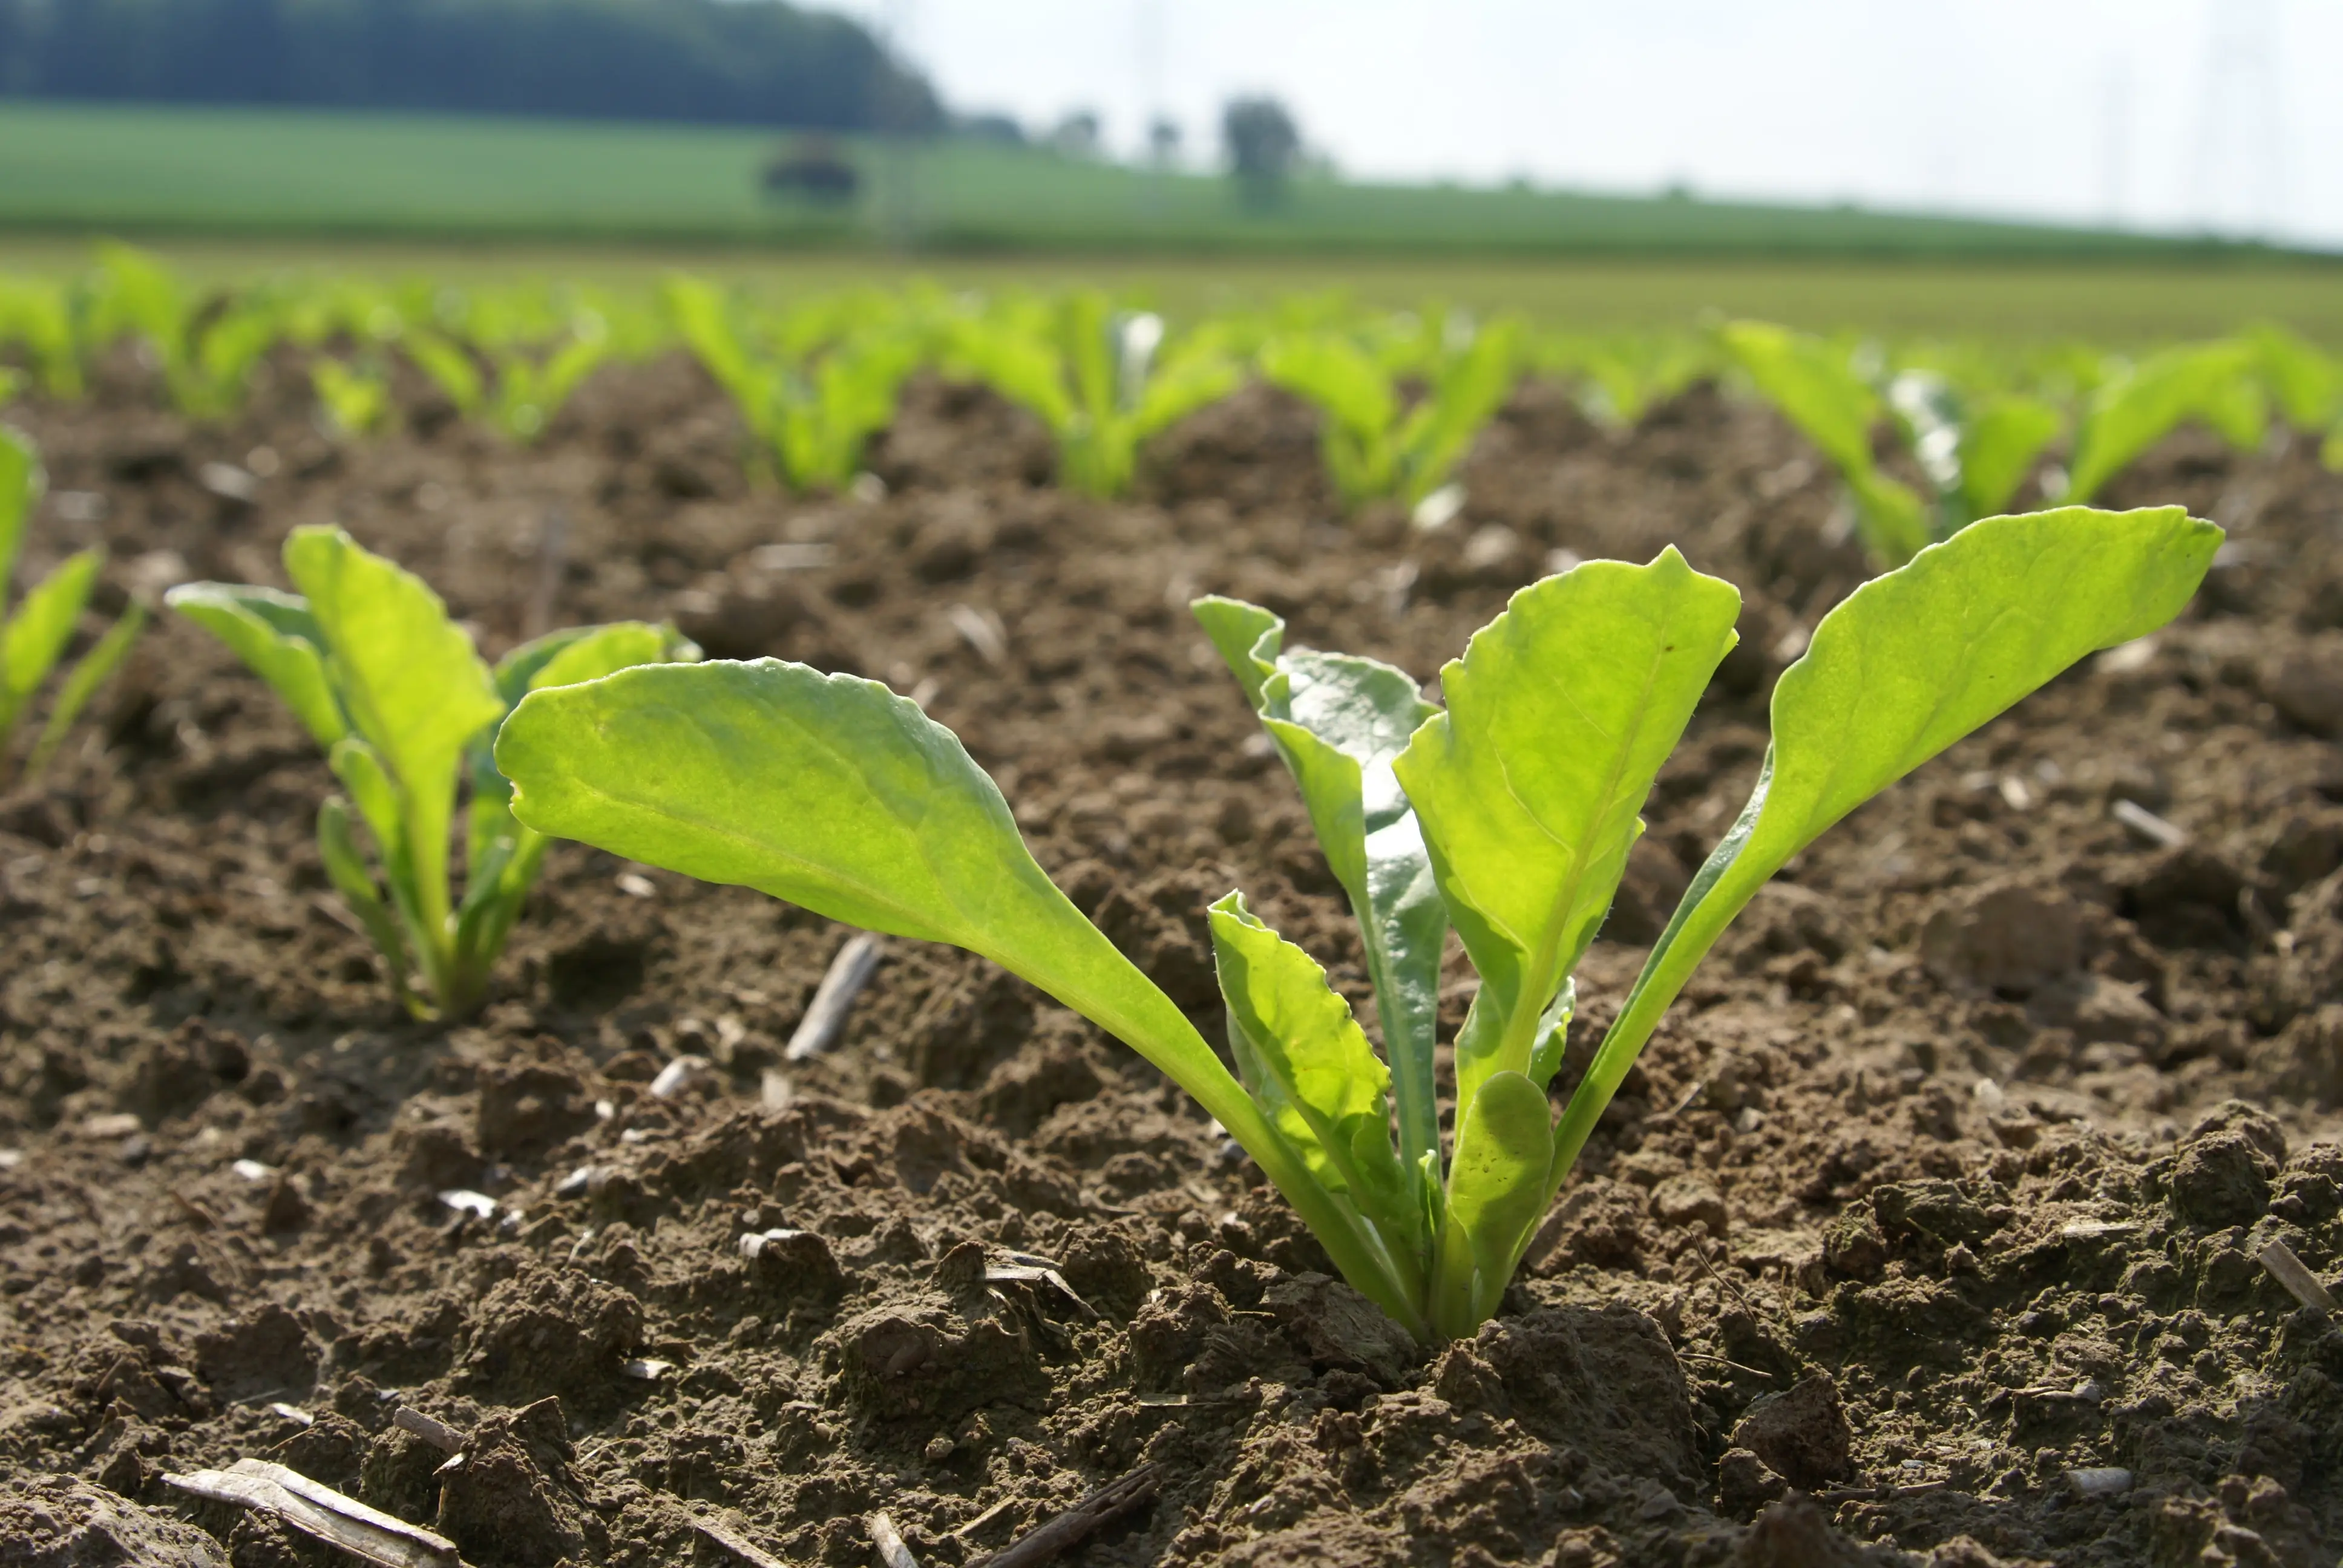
[4,347,2343,1568]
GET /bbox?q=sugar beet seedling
[169,526,698,1019]
[494,506,2216,1339]
[0,426,146,784]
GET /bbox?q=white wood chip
[867,1510,918,1568]
[2111,797,2186,849]
[2258,1239,2338,1312]
[2065,1466,2132,1497]
[166,1458,462,1567]
[786,932,884,1062]
[392,1406,465,1452]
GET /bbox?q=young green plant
[168,526,698,1019]
[667,278,926,492]
[941,293,1243,498]
[1260,314,1522,512]
[491,505,2215,1339]
[1718,320,1929,567]
[1,428,146,781]
[2060,339,2267,504]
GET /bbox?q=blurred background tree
[0,0,939,131]
[1222,95,1300,209]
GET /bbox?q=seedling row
[4,244,2337,564]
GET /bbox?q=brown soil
[4,348,2343,1568]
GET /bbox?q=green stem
[1549,758,1774,1202]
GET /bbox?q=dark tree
[0,0,943,132]
[1049,108,1101,158]
[1147,114,1180,168]
[1221,94,1300,207]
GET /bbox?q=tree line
[0,0,941,131]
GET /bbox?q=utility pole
[2191,0,2284,238]
[2096,53,2131,227]
[1136,0,1168,221]
[876,0,922,253]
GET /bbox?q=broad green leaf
[1060,293,1115,423]
[405,332,485,416]
[666,277,762,412]
[1554,506,2221,1185]
[493,620,699,709]
[471,621,701,892]
[0,424,40,593]
[2250,324,2341,430]
[1959,397,2063,520]
[287,525,501,932]
[3,549,102,722]
[946,320,1074,434]
[25,601,144,776]
[1403,319,1521,505]
[164,583,348,749]
[1132,352,1242,440]
[499,658,1189,1028]
[496,657,1424,1335]
[1191,598,1278,709]
[1394,548,1740,1109]
[1208,893,1411,1233]
[1262,335,1395,441]
[1193,596,1446,1189]
[2066,341,2259,503]
[1720,321,1876,477]
[1438,1070,1553,1336]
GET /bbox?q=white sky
[828,0,2342,248]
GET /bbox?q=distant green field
[0,99,2313,263]
[2,235,2338,349]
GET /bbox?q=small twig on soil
[948,604,1009,667]
[1674,1351,1775,1381]
[867,1510,919,1568]
[985,1263,1099,1319]
[1817,1478,1948,1504]
[393,1407,465,1453]
[2257,1239,2338,1312]
[169,1191,220,1230]
[1653,1080,1706,1120]
[693,1513,791,1568]
[166,1458,460,1567]
[787,931,885,1062]
[525,507,568,641]
[952,1498,1023,1540]
[2110,797,2186,849]
[968,1462,1168,1568]
[1689,1243,1757,1316]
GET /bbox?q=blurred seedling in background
[169,526,699,1019]
[0,427,146,784]
[667,277,928,493]
[940,291,1244,498]
[1260,309,1523,512]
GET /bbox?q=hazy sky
[828,0,2340,247]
